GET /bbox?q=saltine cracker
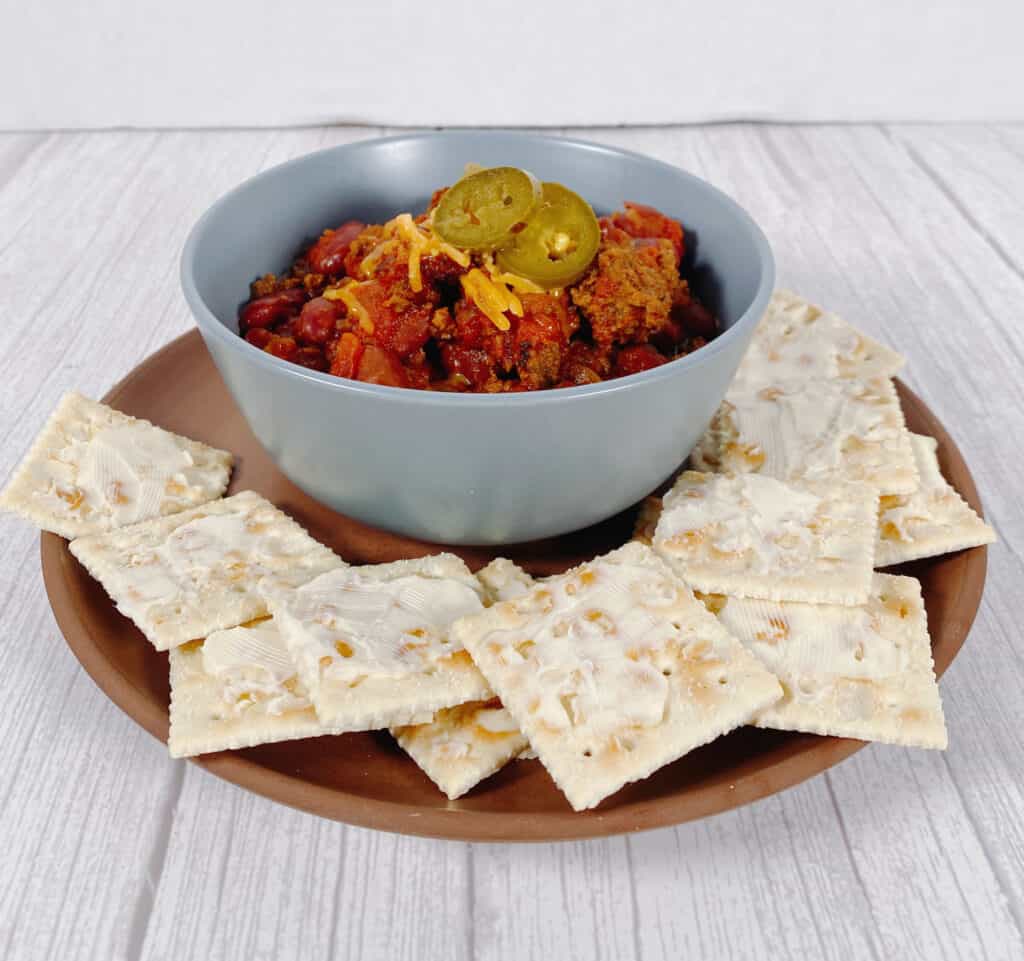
[451,542,782,811]
[0,392,231,538]
[715,573,947,748]
[69,490,342,650]
[264,554,492,732]
[876,434,995,566]
[653,471,878,605]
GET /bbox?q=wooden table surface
[0,124,1021,961]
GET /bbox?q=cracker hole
[718,676,728,686]
[582,749,593,758]
[662,668,673,677]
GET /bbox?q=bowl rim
[180,130,775,408]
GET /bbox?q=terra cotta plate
[41,331,988,841]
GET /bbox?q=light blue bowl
[181,132,773,545]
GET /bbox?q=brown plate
[41,331,988,841]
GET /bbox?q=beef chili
[237,166,720,392]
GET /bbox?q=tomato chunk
[351,280,434,357]
[613,344,668,377]
[439,344,496,391]
[264,335,299,362]
[356,344,408,387]
[514,293,570,389]
[330,331,363,380]
[609,202,685,265]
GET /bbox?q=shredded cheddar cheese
[323,280,374,333]
[480,253,547,296]
[460,269,523,332]
[336,211,551,334]
[357,213,470,294]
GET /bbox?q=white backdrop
[2,0,1023,129]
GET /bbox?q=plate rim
[40,330,989,842]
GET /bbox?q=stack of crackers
[0,293,995,812]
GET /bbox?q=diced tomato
[452,298,496,350]
[439,344,495,390]
[613,344,668,377]
[426,187,448,212]
[239,288,306,331]
[307,221,366,276]
[402,351,434,390]
[514,294,569,389]
[450,298,515,373]
[559,341,612,384]
[330,332,364,380]
[351,280,433,357]
[597,219,634,247]
[356,344,408,387]
[610,202,685,265]
[264,335,299,363]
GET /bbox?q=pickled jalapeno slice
[432,166,541,251]
[495,183,600,288]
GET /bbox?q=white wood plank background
[0,124,1021,961]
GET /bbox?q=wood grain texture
[0,123,1022,961]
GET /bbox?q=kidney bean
[244,328,273,349]
[295,297,340,345]
[239,288,306,330]
[274,318,297,339]
[294,346,328,371]
[673,301,718,338]
[307,220,366,276]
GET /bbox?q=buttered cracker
[264,554,492,732]
[169,618,327,757]
[735,290,905,387]
[876,434,995,566]
[653,471,877,605]
[451,542,782,811]
[471,559,540,761]
[691,376,918,495]
[69,490,342,650]
[392,698,530,799]
[0,392,232,538]
[715,572,946,747]
[476,557,537,604]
